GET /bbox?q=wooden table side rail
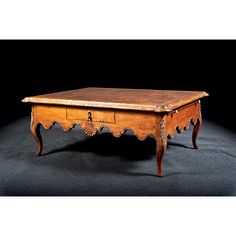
[30,100,202,177]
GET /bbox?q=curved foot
[31,123,43,157]
[192,118,202,149]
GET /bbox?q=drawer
[66,108,115,124]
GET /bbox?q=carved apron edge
[30,118,154,140]
[83,121,98,136]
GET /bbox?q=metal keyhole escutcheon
[88,111,92,121]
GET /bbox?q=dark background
[0,40,234,131]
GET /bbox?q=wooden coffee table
[22,87,208,177]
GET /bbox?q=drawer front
[66,108,115,124]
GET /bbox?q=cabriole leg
[192,118,202,149]
[155,116,167,177]
[156,137,167,177]
[31,123,43,157]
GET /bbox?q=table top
[22,87,208,112]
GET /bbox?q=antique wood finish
[22,87,208,112]
[23,87,208,177]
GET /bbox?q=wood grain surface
[22,87,208,112]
